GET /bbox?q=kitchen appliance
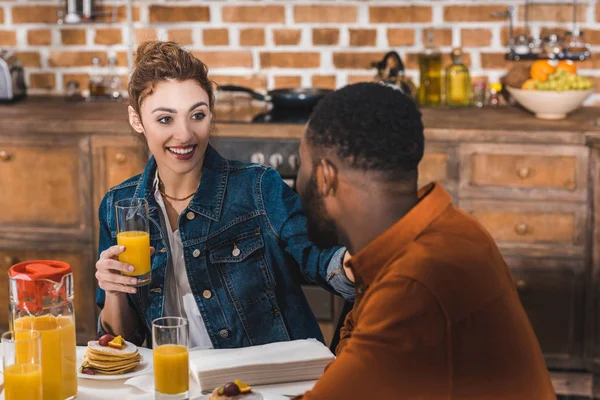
[0,49,26,103]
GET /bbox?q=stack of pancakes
[83,340,141,375]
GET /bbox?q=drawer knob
[115,153,127,164]
[515,279,527,291]
[517,167,531,179]
[0,151,12,161]
[515,223,528,236]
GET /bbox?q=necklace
[157,174,198,202]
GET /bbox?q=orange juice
[117,230,151,276]
[15,315,77,400]
[14,329,40,364]
[154,344,189,394]
[4,363,42,400]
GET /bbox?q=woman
[95,41,353,349]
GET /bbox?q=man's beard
[300,171,340,249]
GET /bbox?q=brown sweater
[301,183,556,400]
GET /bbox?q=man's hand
[342,251,355,283]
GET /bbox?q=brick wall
[1,0,599,104]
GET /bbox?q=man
[295,82,556,399]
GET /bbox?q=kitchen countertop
[2,96,600,144]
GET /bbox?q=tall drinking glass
[153,317,189,399]
[2,330,42,400]
[115,198,151,286]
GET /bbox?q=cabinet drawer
[472,153,576,189]
[461,199,586,258]
[419,153,448,185]
[0,246,97,344]
[0,136,92,240]
[418,144,457,193]
[459,144,588,201]
[506,258,584,369]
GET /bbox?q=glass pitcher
[8,260,78,400]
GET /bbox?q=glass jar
[8,260,78,400]
[488,83,502,107]
[530,35,543,55]
[65,81,83,102]
[472,80,487,108]
[513,35,531,56]
[564,30,590,60]
[543,34,563,59]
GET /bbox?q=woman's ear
[128,106,144,135]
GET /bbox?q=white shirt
[153,174,213,349]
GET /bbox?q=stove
[211,99,307,184]
[210,137,300,183]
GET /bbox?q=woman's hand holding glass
[95,245,155,294]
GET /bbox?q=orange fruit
[557,60,577,75]
[530,60,556,82]
[521,79,536,90]
[234,380,253,394]
[108,335,124,349]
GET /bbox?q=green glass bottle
[445,47,471,107]
[418,29,442,106]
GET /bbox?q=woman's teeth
[167,146,195,155]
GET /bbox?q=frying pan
[218,85,333,110]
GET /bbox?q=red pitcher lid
[8,260,72,282]
[8,260,73,313]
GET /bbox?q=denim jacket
[96,145,354,348]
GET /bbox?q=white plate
[194,393,288,400]
[76,345,153,380]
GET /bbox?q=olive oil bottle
[445,47,471,107]
[418,29,442,106]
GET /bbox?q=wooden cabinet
[0,244,97,344]
[507,258,585,370]
[0,134,97,344]
[0,135,92,242]
[585,143,600,371]
[0,132,146,346]
[451,141,588,369]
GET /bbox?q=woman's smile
[166,144,198,161]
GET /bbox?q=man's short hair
[307,82,425,178]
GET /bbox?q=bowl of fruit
[505,60,594,120]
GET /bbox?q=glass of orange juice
[153,317,189,400]
[2,330,43,400]
[115,198,151,286]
